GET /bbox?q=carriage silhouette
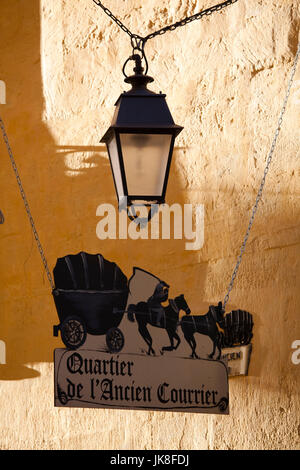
[52,252,129,352]
[52,252,253,358]
[52,254,190,355]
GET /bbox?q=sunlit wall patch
[0,80,6,104]
[0,340,6,365]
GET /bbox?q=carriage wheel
[60,316,87,350]
[106,327,124,353]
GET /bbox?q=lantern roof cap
[100,72,183,143]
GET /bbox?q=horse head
[174,294,191,315]
[209,301,225,328]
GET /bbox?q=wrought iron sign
[53,252,229,414]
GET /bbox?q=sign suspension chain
[223,41,300,309]
[0,118,55,290]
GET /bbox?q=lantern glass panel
[108,136,124,198]
[120,133,172,197]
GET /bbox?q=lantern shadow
[55,145,108,177]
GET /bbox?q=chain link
[223,41,300,309]
[93,0,142,41]
[0,117,55,290]
[93,0,239,76]
[143,1,238,42]
[93,0,238,45]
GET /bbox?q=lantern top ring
[130,35,145,52]
[122,50,148,78]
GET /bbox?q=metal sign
[54,348,228,413]
[52,252,253,413]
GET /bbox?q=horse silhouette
[128,294,191,356]
[180,302,225,359]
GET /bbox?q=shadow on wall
[0,0,53,379]
[0,0,212,380]
[3,0,289,383]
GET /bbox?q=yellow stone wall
[0,0,299,450]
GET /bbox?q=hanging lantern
[100,54,183,221]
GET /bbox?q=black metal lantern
[100,54,183,221]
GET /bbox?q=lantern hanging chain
[93,0,238,50]
[223,41,300,310]
[0,117,55,290]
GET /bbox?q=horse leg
[173,331,181,350]
[216,344,221,360]
[183,331,198,359]
[208,334,218,359]
[216,332,222,360]
[161,329,175,352]
[190,335,198,359]
[138,323,155,356]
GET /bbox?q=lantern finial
[123,53,154,93]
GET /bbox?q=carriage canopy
[53,251,128,292]
[52,252,129,338]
